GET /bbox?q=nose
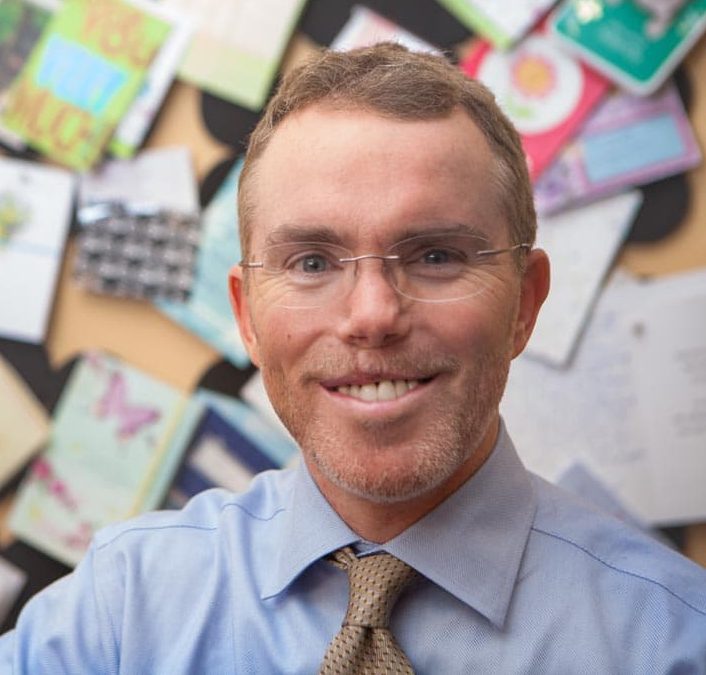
[337,258,411,348]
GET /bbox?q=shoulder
[93,467,295,562]
[528,474,706,617]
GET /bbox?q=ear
[228,265,262,367]
[512,248,550,358]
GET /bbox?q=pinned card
[534,82,702,215]
[1,0,171,170]
[9,351,202,567]
[461,24,610,180]
[551,0,706,96]
[0,157,75,344]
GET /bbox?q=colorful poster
[1,0,171,170]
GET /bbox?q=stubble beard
[263,343,513,505]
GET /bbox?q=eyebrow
[265,225,345,247]
[263,221,493,248]
[394,222,492,243]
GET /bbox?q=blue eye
[422,249,453,265]
[294,253,331,274]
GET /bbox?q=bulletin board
[1,0,705,630]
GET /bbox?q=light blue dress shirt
[2,423,706,673]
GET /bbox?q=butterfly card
[9,351,202,566]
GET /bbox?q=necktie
[319,546,418,674]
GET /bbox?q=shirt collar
[261,421,536,629]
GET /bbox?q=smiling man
[2,44,706,674]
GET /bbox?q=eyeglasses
[240,232,531,308]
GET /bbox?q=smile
[335,379,421,402]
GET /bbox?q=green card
[2,0,170,170]
[551,0,706,95]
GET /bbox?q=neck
[309,419,500,543]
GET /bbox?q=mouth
[325,377,434,403]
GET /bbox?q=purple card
[534,81,702,216]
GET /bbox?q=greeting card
[551,0,706,95]
[461,26,610,179]
[0,156,75,343]
[1,0,171,170]
[534,81,702,215]
[9,351,202,566]
[0,0,57,150]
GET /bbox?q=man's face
[231,105,547,507]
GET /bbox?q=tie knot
[331,547,418,629]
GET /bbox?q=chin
[308,432,478,505]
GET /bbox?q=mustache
[301,347,461,382]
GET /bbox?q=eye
[420,248,458,265]
[279,246,344,279]
[292,252,331,273]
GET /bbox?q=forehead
[246,105,504,249]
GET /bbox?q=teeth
[336,379,420,402]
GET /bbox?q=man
[2,43,705,673]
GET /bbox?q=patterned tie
[319,546,418,674]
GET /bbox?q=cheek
[251,306,322,368]
[435,295,518,356]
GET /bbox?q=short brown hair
[238,42,535,255]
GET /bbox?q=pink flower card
[461,27,611,180]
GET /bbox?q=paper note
[9,351,202,566]
[74,201,201,301]
[503,267,706,524]
[196,388,298,468]
[0,157,75,343]
[2,0,171,170]
[160,0,307,110]
[503,272,658,519]
[527,191,642,366]
[627,292,706,524]
[80,145,199,214]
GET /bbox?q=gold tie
[319,546,418,674]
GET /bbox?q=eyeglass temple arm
[477,243,531,257]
